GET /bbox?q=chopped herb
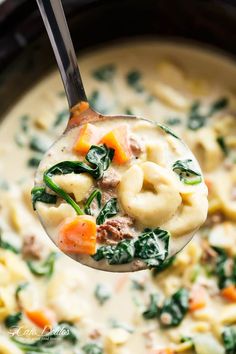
[165,117,182,126]
[143,293,160,319]
[216,136,228,156]
[89,90,110,114]
[83,343,103,354]
[94,283,111,305]
[187,101,206,130]
[53,109,69,127]
[126,70,143,92]
[15,282,28,299]
[158,124,180,139]
[180,336,193,344]
[92,64,116,82]
[29,136,51,153]
[159,288,189,327]
[27,156,42,168]
[44,145,114,214]
[96,198,119,225]
[4,312,22,328]
[14,133,26,147]
[84,189,102,215]
[0,233,20,254]
[152,256,176,276]
[222,326,236,354]
[12,322,78,351]
[109,318,134,333]
[27,252,58,277]
[214,247,236,289]
[124,107,133,115]
[93,228,169,267]
[208,97,229,117]
[131,279,146,291]
[20,115,30,133]
[31,187,57,210]
[173,159,202,185]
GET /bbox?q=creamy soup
[34,115,207,272]
[0,41,236,353]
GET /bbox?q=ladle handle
[36,0,87,109]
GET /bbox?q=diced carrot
[59,215,97,255]
[73,123,102,154]
[189,285,207,312]
[26,308,56,330]
[100,125,132,164]
[221,285,236,302]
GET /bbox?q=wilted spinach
[208,97,228,117]
[159,288,189,327]
[143,294,160,319]
[31,186,57,210]
[4,312,22,328]
[92,64,116,82]
[152,256,176,277]
[93,228,169,267]
[216,136,229,156]
[214,247,236,289]
[126,70,143,92]
[94,283,112,305]
[43,145,114,214]
[27,252,58,277]
[222,326,236,354]
[96,198,119,225]
[158,124,180,139]
[82,343,103,354]
[29,136,49,153]
[0,232,20,254]
[173,159,202,185]
[84,189,102,215]
[27,156,42,168]
[53,109,69,127]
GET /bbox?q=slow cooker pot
[1,0,236,118]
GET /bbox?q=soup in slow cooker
[0,41,236,353]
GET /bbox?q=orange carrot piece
[221,285,236,302]
[189,285,207,312]
[59,215,97,255]
[73,123,102,154]
[26,308,56,330]
[100,125,132,164]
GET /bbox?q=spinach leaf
[126,70,143,92]
[20,115,30,133]
[94,283,111,305]
[27,156,42,168]
[4,312,22,328]
[222,326,236,354]
[214,247,236,289]
[216,136,228,156]
[84,189,102,215]
[83,343,103,354]
[12,322,78,351]
[158,124,180,139]
[131,279,146,291]
[92,64,116,82]
[208,97,229,117]
[27,252,58,277]
[165,117,182,126]
[152,256,176,277]
[15,282,28,303]
[0,233,20,254]
[159,288,189,327]
[44,145,114,214]
[187,101,206,131]
[173,159,202,185]
[109,319,134,333]
[93,228,169,267]
[53,109,68,127]
[134,228,170,267]
[31,187,57,210]
[89,90,110,115]
[143,293,160,319]
[96,198,119,225]
[29,136,49,153]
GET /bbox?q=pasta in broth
[34,115,208,272]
